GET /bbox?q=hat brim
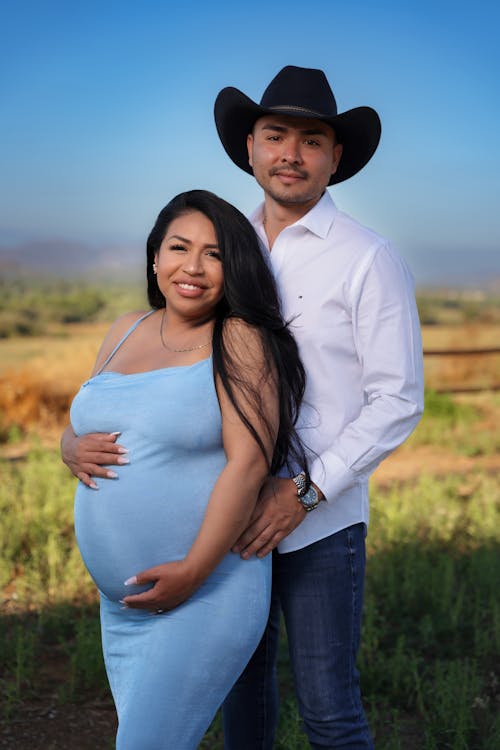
[214,87,381,185]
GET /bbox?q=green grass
[0,441,94,604]
[406,390,500,456]
[1,448,499,748]
[0,276,146,338]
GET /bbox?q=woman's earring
[153,262,158,275]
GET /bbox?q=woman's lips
[175,281,206,297]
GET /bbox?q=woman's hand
[121,560,200,613]
[61,426,128,489]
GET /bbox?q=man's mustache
[269,166,308,179]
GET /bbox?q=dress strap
[96,310,156,375]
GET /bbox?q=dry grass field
[423,323,500,392]
[0,323,109,442]
[0,320,498,446]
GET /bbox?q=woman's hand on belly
[121,559,201,613]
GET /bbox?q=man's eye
[305,139,319,147]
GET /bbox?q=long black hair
[146,189,308,479]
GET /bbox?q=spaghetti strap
[96,310,156,375]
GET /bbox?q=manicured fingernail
[117,447,129,454]
[124,576,137,586]
[89,482,99,490]
[120,605,129,610]
[106,471,118,479]
[117,457,129,465]
[110,431,121,436]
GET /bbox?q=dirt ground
[373,444,500,486]
[0,701,116,750]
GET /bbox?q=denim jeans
[222,524,374,749]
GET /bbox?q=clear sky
[1,0,499,285]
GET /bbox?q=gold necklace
[160,309,212,353]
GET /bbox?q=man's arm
[307,243,424,501]
[234,242,424,557]
[61,425,128,489]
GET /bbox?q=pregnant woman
[67,190,308,749]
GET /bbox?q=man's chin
[268,188,317,207]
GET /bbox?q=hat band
[266,104,334,118]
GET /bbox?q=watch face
[301,486,319,509]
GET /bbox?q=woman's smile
[155,211,224,319]
[175,280,208,297]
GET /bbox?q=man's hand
[232,477,307,559]
[60,427,128,489]
[122,560,198,612]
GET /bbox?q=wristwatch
[292,472,321,512]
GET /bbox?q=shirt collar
[249,190,337,240]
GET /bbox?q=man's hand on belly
[121,560,198,613]
[231,477,307,559]
[61,427,128,489]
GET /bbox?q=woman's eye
[170,244,186,252]
[207,250,221,260]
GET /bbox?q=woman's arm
[122,319,279,611]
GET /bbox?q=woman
[68,190,308,749]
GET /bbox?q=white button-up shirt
[250,191,424,553]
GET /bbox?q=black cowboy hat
[214,65,381,185]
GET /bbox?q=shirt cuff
[310,451,359,503]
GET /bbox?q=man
[213,66,424,749]
[62,66,423,749]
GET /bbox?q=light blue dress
[70,313,271,749]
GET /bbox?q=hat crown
[260,65,338,118]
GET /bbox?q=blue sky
[1,0,499,285]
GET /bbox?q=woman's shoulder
[92,310,154,375]
[222,317,266,364]
[102,310,153,348]
[222,316,260,340]
[109,310,152,336]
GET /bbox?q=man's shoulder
[324,203,414,289]
[306,192,391,258]
[333,206,388,250]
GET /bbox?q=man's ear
[247,133,254,168]
[331,143,343,176]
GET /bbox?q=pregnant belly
[74,466,218,602]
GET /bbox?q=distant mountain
[1,236,498,291]
[0,239,143,278]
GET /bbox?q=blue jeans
[222,524,374,749]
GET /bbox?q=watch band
[291,471,308,497]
